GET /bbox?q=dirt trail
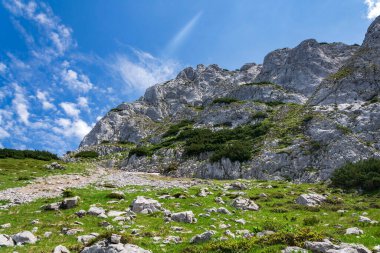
[0,167,201,207]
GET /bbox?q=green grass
[0,180,379,252]
[0,158,87,190]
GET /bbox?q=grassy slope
[0,158,87,191]
[0,179,379,253]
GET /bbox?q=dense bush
[258,228,324,247]
[128,147,152,158]
[303,216,320,226]
[162,120,194,138]
[210,142,251,163]
[212,97,239,104]
[330,158,380,192]
[74,151,99,158]
[0,148,58,161]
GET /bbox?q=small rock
[0,223,11,229]
[110,234,121,244]
[171,211,196,223]
[198,188,211,197]
[215,197,225,204]
[87,206,106,216]
[76,210,87,218]
[12,231,37,245]
[77,233,99,244]
[54,245,70,253]
[345,227,364,235]
[235,218,246,225]
[232,197,259,211]
[44,231,52,238]
[130,196,162,213]
[282,246,308,253]
[0,234,14,247]
[296,193,326,207]
[359,216,372,223]
[60,196,80,209]
[190,231,215,244]
[217,207,231,215]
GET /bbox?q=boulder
[282,246,308,253]
[77,233,99,244]
[217,207,231,215]
[80,239,151,253]
[296,194,326,206]
[87,206,106,216]
[54,245,71,253]
[231,197,259,211]
[345,227,364,235]
[171,211,196,223]
[0,234,14,247]
[130,196,162,213]
[305,239,372,253]
[12,231,37,245]
[60,196,80,209]
[190,231,215,244]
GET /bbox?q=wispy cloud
[364,0,380,19]
[165,11,203,55]
[110,48,179,93]
[12,83,30,125]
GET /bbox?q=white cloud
[36,90,55,110]
[0,62,6,74]
[165,11,203,55]
[364,0,380,19]
[60,102,80,118]
[53,118,92,139]
[62,67,93,93]
[0,127,10,139]
[2,0,74,56]
[111,49,179,93]
[77,96,88,108]
[12,83,30,125]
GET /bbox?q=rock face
[78,17,380,183]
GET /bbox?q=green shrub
[303,216,320,226]
[210,142,252,163]
[265,101,285,106]
[328,66,353,81]
[162,120,194,138]
[62,189,75,198]
[0,148,58,161]
[245,81,277,86]
[262,220,283,231]
[212,97,239,104]
[128,147,152,158]
[336,124,352,135]
[110,108,123,112]
[74,151,99,158]
[331,158,380,192]
[251,111,268,120]
[258,228,324,247]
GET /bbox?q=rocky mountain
[77,16,380,182]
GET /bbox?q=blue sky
[0,0,378,155]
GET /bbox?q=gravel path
[0,167,202,207]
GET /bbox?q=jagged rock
[12,231,37,245]
[130,196,162,213]
[110,234,121,244]
[345,227,364,235]
[358,216,372,223]
[217,207,231,215]
[87,206,106,216]
[282,246,308,253]
[77,233,99,244]
[231,197,259,211]
[190,231,215,244]
[228,182,247,190]
[44,202,61,211]
[44,162,65,170]
[171,211,196,223]
[0,234,14,247]
[60,196,80,209]
[215,197,225,204]
[80,239,151,253]
[54,245,70,253]
[304,239,371,253]
[296,194,326,206]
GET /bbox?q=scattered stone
[224,230,235,238]
[87,206,106,216]
[256,230,275,237]
[198,188,211,197]
[171,211,196,223]
[81,239,151,253]
[235,218,246,225]
[0,234,14,247]
[373,245,380,253]
[43,202,61,211]
[190,231,215,244]
[110,234,121,244]
[217,207,231,215]
[12,231,37,245]
[76,210,87,218]
[44,232,52,238]
[304,239,372,253]
[282,246,308,253]
[259,193,268,198]
[44,162,65,170]
[60,196,80,209]
[358,216,372,223]
[0,223,11,229]
[232,197,259,211]
[54,245,70,253]
[296,194,326,207]
[229,182,247,190]
[163,236,181,244]
[345,227,364,235]
[130,196,162,213]
[77,233,99,244]
[107,210,126,217]
[215,197,225,204]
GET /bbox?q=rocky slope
[78,17,380,182]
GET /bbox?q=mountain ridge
[75,17,380,183]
